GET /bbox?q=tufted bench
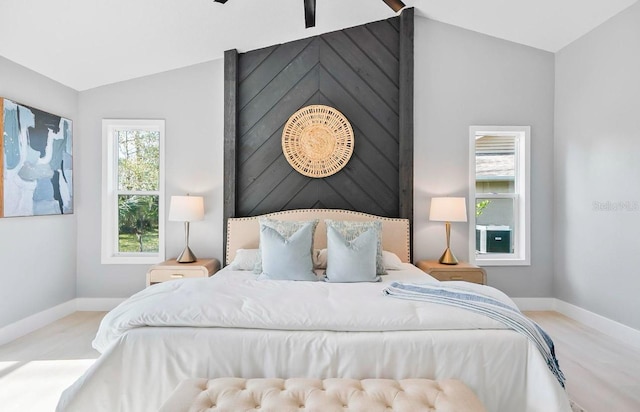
[159,377,486,412]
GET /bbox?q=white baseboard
[0,300,77,346]
[514,297,640,349]
[0,298,126,346]
[554,299,640,349]
[76,297,126,311]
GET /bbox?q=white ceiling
[0,0,636,91]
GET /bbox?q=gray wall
[555,2,640,329]
[72,17,555,300]
[3,6,638,335]
[413,17,556,297]
[72,17,555,299]
[76,60,224,297]
[0,56,78,327]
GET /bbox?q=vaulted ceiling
[0,0,636,91]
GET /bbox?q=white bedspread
[93,265,509,352]
[58,265,571,412]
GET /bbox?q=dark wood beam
[399,8,414,260]
[223,49,238,266]
[304,0,316,28]
[382,0,406,13]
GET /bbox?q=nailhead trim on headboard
[226,209,411,265]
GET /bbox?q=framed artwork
[1,98,73,217]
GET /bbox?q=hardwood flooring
[0,310,638,411]
[526,311,640,412]
[0,312,105,412]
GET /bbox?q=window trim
[101,119,166,264]
[469,125,530,266]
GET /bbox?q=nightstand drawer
[147,268,209,283]
[146,258,220,286]
[415,260,487,285]
[428,270,485,284]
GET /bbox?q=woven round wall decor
[281,105,354,178]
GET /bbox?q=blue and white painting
[2,98,73,217]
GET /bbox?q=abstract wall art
[1,98,73,218]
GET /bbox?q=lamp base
[438,247,459,265]
[176,246,197,263]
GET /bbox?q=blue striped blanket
[383,282,565,388]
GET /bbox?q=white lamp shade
[169,196,204,222]
[429,197,467,222]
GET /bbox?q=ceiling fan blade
[304,0,316,28]
[214,0,228,3]
[381,0,406,13]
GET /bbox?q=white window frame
[101,119,165,264]
[469,126,530,266]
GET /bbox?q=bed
[57,209,571,411]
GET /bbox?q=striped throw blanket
[383,282,566,388]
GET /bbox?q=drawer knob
[170,274,184,279]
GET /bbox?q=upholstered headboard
[226,209,410,265]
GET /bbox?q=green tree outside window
[117,130,160,253]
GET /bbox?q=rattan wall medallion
[282,105,354,178]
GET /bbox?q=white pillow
[229,249,260,270]
[382,251,404,270]
[315,249,404,271]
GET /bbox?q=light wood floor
[0,312,105,412]
[0,311,638,412]
[526,311,640,412]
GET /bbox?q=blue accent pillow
[257,221,318,281]
[253,218,319,273]
[325,225,380,283]
[325,220,386,275]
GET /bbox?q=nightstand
[146,258,220,287]
[415,260,487,285]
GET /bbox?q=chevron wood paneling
[223,10,415,263]
[232,15,409,218]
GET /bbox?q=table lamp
[429,197,467,265]
[169,195,204,263]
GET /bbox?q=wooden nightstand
[146,258,220,287]
[415,260,487,285]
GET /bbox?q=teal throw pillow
[325,219,386,275]
[257,221,317,281]
[325,225,380,283]
[254,218,319,273]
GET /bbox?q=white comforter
[58,265,571,412]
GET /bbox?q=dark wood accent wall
[398,8,414,225]
[223,49,238,249]
[223,9,414,262]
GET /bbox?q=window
[102,119,165,264]
[469,126,530,266]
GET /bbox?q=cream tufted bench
[159,377,486,412]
